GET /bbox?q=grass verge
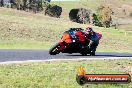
[0,8,132,53]
[0,59,132,88]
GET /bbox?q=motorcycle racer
[84,26,102,55]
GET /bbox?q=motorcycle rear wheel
[81,53,87,56]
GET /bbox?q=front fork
[58,41,66,51]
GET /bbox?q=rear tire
[49,43,60,55]
[81,51,87,56]
[80,48,88,56]
[81,53,87,56]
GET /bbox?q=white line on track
[0,57,132,65]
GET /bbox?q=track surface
[0,49,132,62]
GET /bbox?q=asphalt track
[0,49,132,62]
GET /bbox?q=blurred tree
[0,0,4,7]
[45,4,62,18]
[96,4,113,28]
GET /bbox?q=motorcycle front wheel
[49,43,61,55]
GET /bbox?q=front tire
[49,43,60,55]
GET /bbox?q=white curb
[0,57,131,65]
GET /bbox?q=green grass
[0,59,132,88]
[51,1,79,10]
[0,42,51,49]
[0,8,132,52]
[51,0,132,10]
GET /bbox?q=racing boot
[90,47,96,56]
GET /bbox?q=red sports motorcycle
[49,28,101,56]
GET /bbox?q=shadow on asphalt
[95,55,132,57]
[65,52,132,57]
